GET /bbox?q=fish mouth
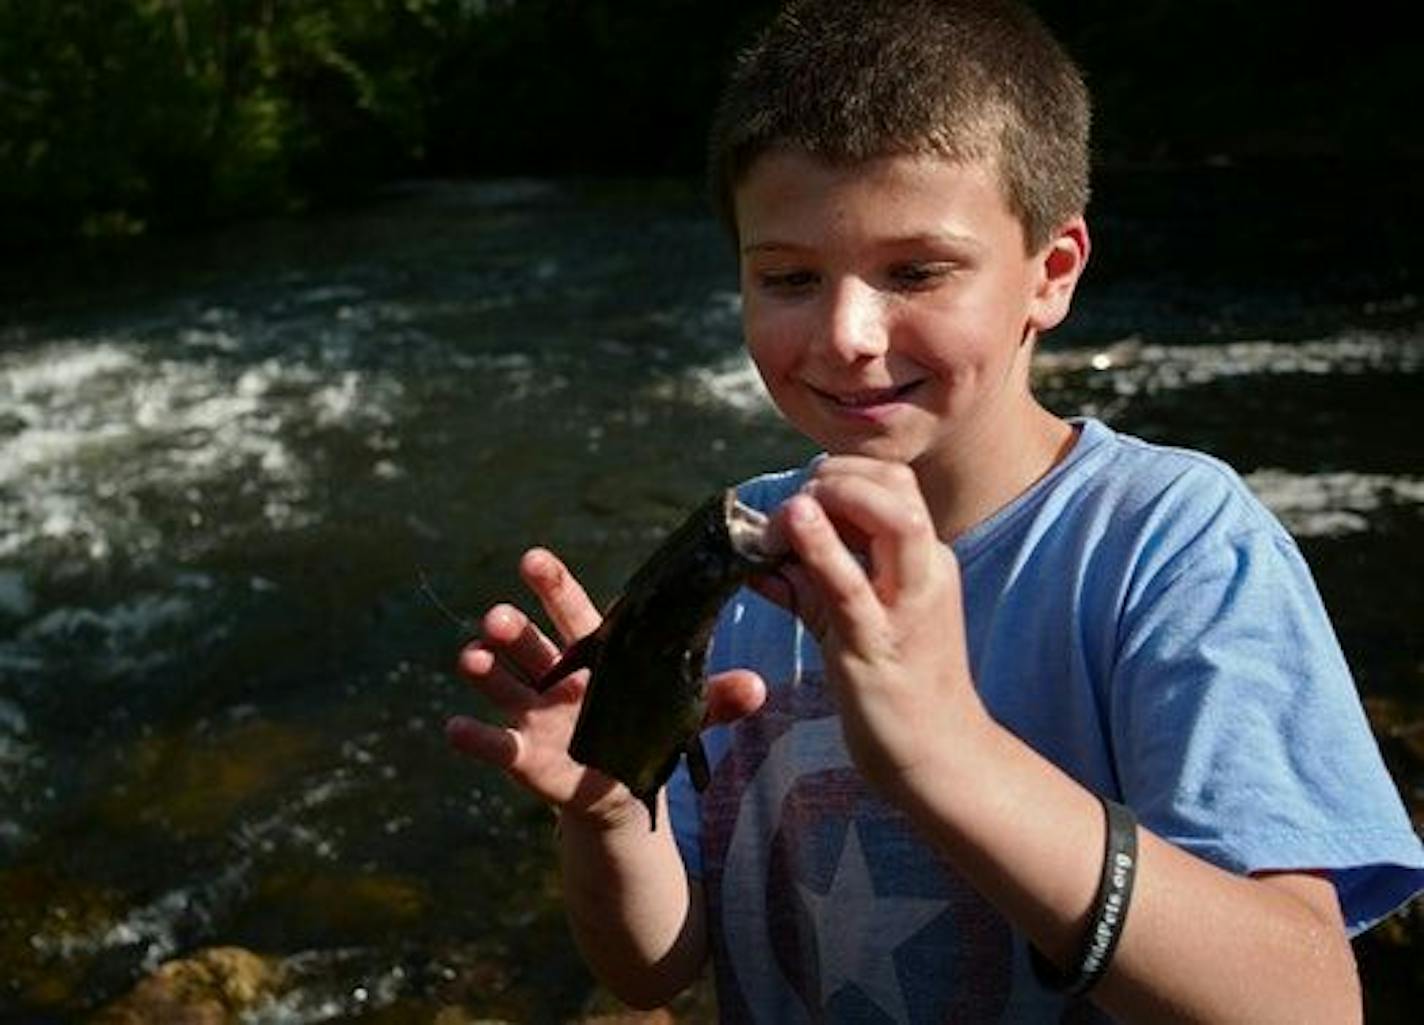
[725,495,785,564]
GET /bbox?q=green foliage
[0,0,481,250]
[1,0,1414,255]
[0,0,783,252]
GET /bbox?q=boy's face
[734,150,1085,468]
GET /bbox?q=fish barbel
[537,488,787,827]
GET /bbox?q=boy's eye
[758,269,818,292]
[888,262,954,289]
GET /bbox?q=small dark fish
[537,488,788,828]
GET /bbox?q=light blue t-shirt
[668,417,1424,1024]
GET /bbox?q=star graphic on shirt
[796,824,950,1024]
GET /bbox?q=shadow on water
[1,164,1420,1021]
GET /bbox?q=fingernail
[459,647,493,675]
[789,496,818,524]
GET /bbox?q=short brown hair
[709,0,1090,250]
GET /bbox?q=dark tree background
[0,0,1416,258]
[0,3,1418,1019]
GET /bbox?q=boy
[447,1,1424,1021]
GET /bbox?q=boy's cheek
[744,302,811,357]
[742,333,793,384]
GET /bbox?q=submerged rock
[100,718,319,838]
[91,947,281,1024]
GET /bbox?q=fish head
[722,490,788,569]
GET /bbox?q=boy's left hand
[760,456,989,799]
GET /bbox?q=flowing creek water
[1,170,1421,1022]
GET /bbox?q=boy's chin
[819,434,930,465]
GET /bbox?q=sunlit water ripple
[0,178,1419,1021]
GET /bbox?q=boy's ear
[1027,217,1090,333]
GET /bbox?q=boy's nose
[818,279,889,363]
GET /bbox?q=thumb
[704,670,767,726]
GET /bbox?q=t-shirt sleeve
[1111,519,1424,933]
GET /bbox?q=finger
[792,457,921,559]
[809,454,919,490]
[747,567,795,610]
[704,670,767,726]
[803,471,938,602]
[541,668,589,708]
[445,714,521,769]
[520,547,603,644]
[457,641,540,713]
[482,603,561,677]
[747,565,832,641]
[779,493,884,647]
[807,457,934,557]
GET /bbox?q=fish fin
[641,739,695,832]
[534,631,602,693]
[686,735,711,792]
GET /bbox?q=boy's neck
[914,401,1077,543]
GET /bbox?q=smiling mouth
[815,381,923,408]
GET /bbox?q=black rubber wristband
[1031,797,1138,997]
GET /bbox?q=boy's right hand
[446,546,630,825]
[445,546,765,830]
